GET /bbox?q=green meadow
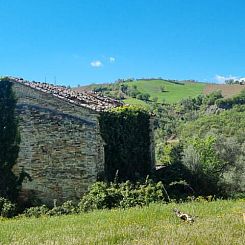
[0,199,244,245]
[78,79,206,105]
[124,79,206,104]
[76,79,245,106]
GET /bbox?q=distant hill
[74,79,245,105]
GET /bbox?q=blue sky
[1,0,245,86]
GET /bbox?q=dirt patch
[204,84,245,98]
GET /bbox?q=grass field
[76,80,206,105]
[122,97,150,107]
[124,80,206,104]
[0,199,244,244]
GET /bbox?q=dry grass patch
[204,84,245,98]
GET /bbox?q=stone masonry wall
[12,82,104,205]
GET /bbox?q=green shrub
[179,106,245,143]
[21,179,167,217]
[23,201,78,217]
[216,89,245,109]
[181,135,245,197]
[79,179,168,212]
[136,93,150,101]
[78,182,122,212]
[23,205,49,218]
[119,180,166,208]
[182,136,223,195]
[0,197,16,218]
[204,91,223,106]
[47,201,78,216]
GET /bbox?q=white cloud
[214,75,239,84]
[109,57,116,63]
[90,60,103,67]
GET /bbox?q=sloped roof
[9,77,123,112]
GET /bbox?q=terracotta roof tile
[9,77,123,111]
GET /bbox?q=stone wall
[12,82,104,205]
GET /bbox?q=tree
[160,86,166,92]
[182,136,222,195]
[120,84,128,94]
[0,77,21,201]
[204,91,223,106]
[152,97,158,103]
[136,93,150,101]
[225,79,234,85]
[142,93,150,101]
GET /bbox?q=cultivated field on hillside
[0,199,244,244]
[204,84,245,98]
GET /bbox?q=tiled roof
[9,77,123,112]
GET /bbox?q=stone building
[8,77,155,206]
[10,77,122,205]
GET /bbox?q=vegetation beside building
[0,78,21,202]
[99,106,153,181]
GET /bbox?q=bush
[156,142,182,165]
[23,201,78,217]
[47,201,78,216]
[204,91,223,106]
[119,180,166,208]
[78,182,123,212]
[78,179,168,212]
[216,89,245,109]
[179,106,245,143]
[160,86,165,92]
[181,135,245,197]
[136,93,150,101]
[127,86,140,98]
[0,197,16,218]
[23,205,49,218]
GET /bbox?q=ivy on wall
[0,77,21,201]
[99,106,152,181]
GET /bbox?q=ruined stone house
[8,77,154,205]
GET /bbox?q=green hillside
[124,79,206,104]
[75,79,206,105]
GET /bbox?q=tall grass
[0,199,244,244]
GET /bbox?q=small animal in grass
[173,208,195,223]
